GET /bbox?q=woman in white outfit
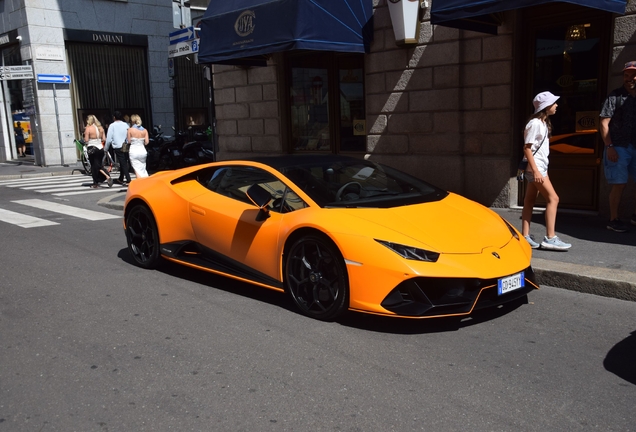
[521,91,571,251]
[127,114,149,178]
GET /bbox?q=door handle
[191,206,206,216]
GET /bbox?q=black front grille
[380,266,537,317]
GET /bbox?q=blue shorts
[604,144,636,184]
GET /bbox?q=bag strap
[524,129,547,161]
[533,132,547,156]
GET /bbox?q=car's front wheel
[285,234,349,321]
[125,205,160,269]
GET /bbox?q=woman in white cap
[521,91,572,251]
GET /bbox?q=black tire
[125,205,161,269]
[285,234,349,321]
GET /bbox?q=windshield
[278,158,448,208]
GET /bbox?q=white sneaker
[540,235,571,251]
[524,235,540,249]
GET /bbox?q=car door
[189,165,296,281]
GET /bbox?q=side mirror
[246,184,272,221]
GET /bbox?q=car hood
[341,193,513,254]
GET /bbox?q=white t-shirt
[523,118,550,175]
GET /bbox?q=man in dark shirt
[600,61,636,232]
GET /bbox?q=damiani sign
[92,33,124,44]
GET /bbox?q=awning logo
[235,10,256,37]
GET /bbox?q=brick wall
[365,1,516,206]
[212,62,282,160]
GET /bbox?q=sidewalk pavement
[2,158,635,302]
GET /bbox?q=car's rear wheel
[285,234,349,321]
[126,205,160,269]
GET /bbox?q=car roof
[241,154,363,170]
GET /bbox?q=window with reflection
[534,21,602,155]
[287,52,366,153]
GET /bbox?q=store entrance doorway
[519,4,612,211]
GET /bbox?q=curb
[532,258,636,302]
[98,193,126,212]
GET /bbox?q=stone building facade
[0,0,175,166]
[211,0,636,217]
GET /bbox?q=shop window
[286,52,366,153]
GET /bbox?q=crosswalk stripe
[0,207,59,228]
[30,185,124,194]
[12,199,120,221]
[0,175,87,186]
[19,180,93,190]
[1,178,127,196]
[1,174,133,197]
[53,189,126,197]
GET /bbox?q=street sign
[168,38,199,58]
[172,0,192,29]
[0,65,34,80]
[37,74,71,84]
[169,26,195,45]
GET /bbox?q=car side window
[202,166,306,213]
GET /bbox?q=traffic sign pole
[53,84,65,166]
[35,74,71,165]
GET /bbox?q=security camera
[16,36,22,41]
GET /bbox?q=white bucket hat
[533,91,560,114]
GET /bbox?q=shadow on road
[604,330,636,385]
[338,295,528,334]
[117,248,530,334]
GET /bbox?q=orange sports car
[123,155,538,320]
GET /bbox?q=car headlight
[500,216,520,240]
[375,240,440,262]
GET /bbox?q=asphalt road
[0,184,635,431]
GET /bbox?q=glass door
[521,5,611,210]
[286,52,366,154]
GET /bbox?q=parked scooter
[146,125,215,173]
[180,130,215,168]
[146,125,176,173]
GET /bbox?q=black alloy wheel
[285,235,349,321]
[126,205,160,269]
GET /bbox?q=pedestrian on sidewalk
[14,122,26,158]
[521,91,571,251]
[599,60,636,233]
[104,111,132,185]
[127,114,149,178]
[84,115,113,189]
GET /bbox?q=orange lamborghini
[123,155,538,320]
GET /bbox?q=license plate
[498,271,524,295]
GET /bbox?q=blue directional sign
[37,74,71,84]
[169,26,195,45]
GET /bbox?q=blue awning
[197,0,374,65]
[431,0,627,34]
